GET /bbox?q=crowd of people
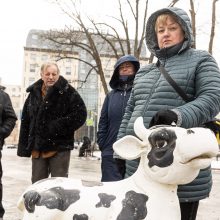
[1,6,220,220]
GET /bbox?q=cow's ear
[113,136,146,160]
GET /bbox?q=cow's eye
[155,140,167,148]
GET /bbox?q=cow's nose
[148,128,176,146]
[147,128,177,168]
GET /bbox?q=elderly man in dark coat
[18,62,87,183]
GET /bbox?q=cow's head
[113,117,218,185]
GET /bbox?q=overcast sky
[0,0,219,85]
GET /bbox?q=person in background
[117,7,220,220]
[97,55,140,182]
[17,62,87,183]
[78,136,91,157]
[0,85,17,220]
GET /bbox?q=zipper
[122,84,128,116]
[142,69,161,117]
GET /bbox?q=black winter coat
[17,76,87,157]
[0,87,17,149]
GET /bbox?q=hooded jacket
[117,8,220,202]
[17,76,87,157]
[0,87,17,148]
[97,55,140,157]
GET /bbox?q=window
[30,64,36,72]
[41,54,48,61]
[32,34,38,40]
[31,44,38,48]
[66,67,71,75]
[30,53,36,61]
[42,45,48,49]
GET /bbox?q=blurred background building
[2,29,148,146]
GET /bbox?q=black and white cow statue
[17,117,219,220]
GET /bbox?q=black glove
[204,120,220,135]
[149,110,178,128]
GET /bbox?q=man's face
[41,64,59,88]
[118,61,135,76]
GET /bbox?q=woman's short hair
[155,13,180,32]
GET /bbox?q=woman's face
[156,15,185,49]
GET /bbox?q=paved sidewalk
[1,148,220,220]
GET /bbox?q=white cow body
[18,117,219,220]
[19,176,180,220]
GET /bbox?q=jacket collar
[26,75,69,94]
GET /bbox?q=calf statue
[17,117,219,220]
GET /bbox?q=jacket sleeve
[97,94,109,150]
[0,92,17,139]
[174,52,220,128]
[48,89,87,136]
[17,95,31,157]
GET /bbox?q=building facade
[9,29,148,144]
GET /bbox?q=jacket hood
[146,7,194,56]
[109,55,140,89]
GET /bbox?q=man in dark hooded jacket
[0,85,17,219]
[97,55,140,181]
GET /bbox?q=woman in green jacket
[117,7,220,220]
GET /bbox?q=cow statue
[17,117,219,220]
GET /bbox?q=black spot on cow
[73,214,89,220]
[24,187,80,213]
[187,129,195,134]
[147,128,177,168]
[95,193,116,208]
[23,190,41,213]
[117,190,148,220]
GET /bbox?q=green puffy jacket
[117,7,220,202]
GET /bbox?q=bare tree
[168,0,180,7]
[43,0,149,94]
[208,0,219,54]
[188,0,219,53]
[43,0,218,92]
[189,0,196,48]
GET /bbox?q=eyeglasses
[119,63,134,70]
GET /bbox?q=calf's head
[113,117,218,185]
